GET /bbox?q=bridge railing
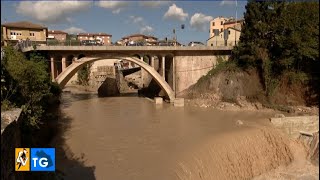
[15,40,41,50]
[207,40,239,47]
[47,39,81,46]
[20,40,236,48]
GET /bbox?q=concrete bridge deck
[21,45,233,53]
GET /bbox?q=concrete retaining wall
[175,53,228,95]
[270,116,319,139]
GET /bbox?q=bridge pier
[161,56,165,79]
[150,56,155,68]
[172,56,176,95]
[62,56,67,72]
[50,57,55,81]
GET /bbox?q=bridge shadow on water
[16,103,96,180]
[49,107,96,180]
[60,93,97,109]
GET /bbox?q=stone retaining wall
[1,108,24,180]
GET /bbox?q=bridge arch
[55,56,175,101]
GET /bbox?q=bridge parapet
[21,45,233,53]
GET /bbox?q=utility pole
[173,28,176,46]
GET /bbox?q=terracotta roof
[2,21,47,29]
[122,34,157,40]
[48,30,67,34]
[78,33,112,36]
[228,27,241,32]
[224,19,244,25]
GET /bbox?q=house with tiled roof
[1,21,48,46]
[208,17,244,47]
[207,26,241,47]
[77,32,112,45]
[48,30,68,42]
[120,34,158,46]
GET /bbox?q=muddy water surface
[54,93,279,180]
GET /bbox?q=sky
[1,0,248,45]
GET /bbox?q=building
[48,30,68,42]
[207,26,241,47]
[209,16,229,38]
[77,33,112,45]
[121,34,158,46]
[1,21,48,46]
[223,19,244,30]
[207,17,244,47]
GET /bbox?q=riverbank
[184,96,319,116]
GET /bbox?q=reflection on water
[55,93,275,180]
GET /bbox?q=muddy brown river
[53,93,293,180]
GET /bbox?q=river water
[53,93,281,180]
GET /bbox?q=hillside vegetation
[184,1,319,110]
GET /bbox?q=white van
[188,41,205,47]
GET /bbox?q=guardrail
[17,40,236,50]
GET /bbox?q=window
[221,28,223,32]
[228,30,230,35]
[30,32,35,36]
[221,21,223,25]
[10,31,22,36]
[211,44,213,46]
[212,22,215,26]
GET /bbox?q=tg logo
[15,148,55,171]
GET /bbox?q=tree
[232,0,319,98]
[77,63,92,86]
[1,46,61,126]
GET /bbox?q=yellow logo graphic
[15,148,30,171]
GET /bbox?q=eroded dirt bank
[180,69,319,116]
[175,126,294,180]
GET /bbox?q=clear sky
[1,0,247,45]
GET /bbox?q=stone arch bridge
[21,46,232,102]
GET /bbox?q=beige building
[208,17,244,47]
[207,26,241,47]
[77,33,112,45]
[1,21,48,46]
[223,19,244,29]
[48,30,67,42]
[121,34,158,45]
[209,16,229,38]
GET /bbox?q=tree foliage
[233,0,319,98]
[77,63,92,86]
[1,46,61,127]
